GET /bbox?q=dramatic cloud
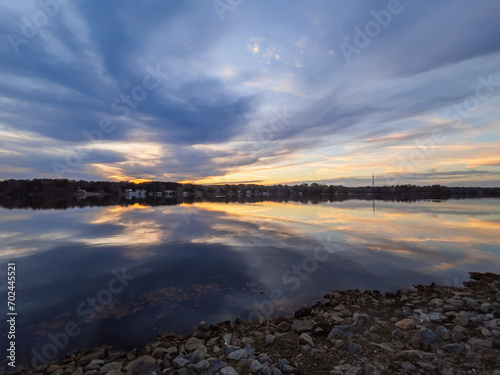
[0,0,499,186]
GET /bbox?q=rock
[348,344,361,355]
[436,326,450,341]
[190,345,207,363]
[327,327,342,341]
[99,362,122,374]
[166,346,178,357]
[368,309,379,317]
[227,349,248,360]
[464,297,478,308]
[185,337,204,351]
[151,347,167,359]
[72,368,84,375]
[125,355,157,375]
[234,317,245,325]
[392,329,404,339]
[346,366,361,375]
[454,311,469,326]
[394,318,416,330]
[266,335,276,344]
[207,359,227,374]
[78,348,106,366]
[401,361,416,371]
[292,319,313,333]
[419,329,438,347]
[277,321,291,332]
[444,343,464,353]
[219,366,239,375]
[250,360,263,373]
[467,338,492,347]
[51,370,64,375]
[172,356,190,368]
[298,333,314,347]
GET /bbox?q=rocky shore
[11,272,500,375]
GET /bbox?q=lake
[1,198,500,368]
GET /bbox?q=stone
[190,345,207,363]
[99,362,122,374]
[298,333,314,347]
[327,327,342,341]
[172,356,190,368]
[436,326,450,341]
[368,309,379,317]
[250,360,263,373]
[292,319,313,333]
[419,329,438,346]
[467,338,492,347]
[72,368,84,375]
[266,335,276,344]
[444,343,464,353]
[185,337,204,351]
[151,347,167,359]
[392,329,404,339]
[348,344,361,355]
[125,355,157,375]
[219,366,239,375]
[346,366,361,375]
[277,321,291,332]
[227,349,248,360]
[454,311,469,326]
[394,318,416,330]
[78,348,106,366]
[401,361,416,371]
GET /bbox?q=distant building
[124,189,147,199]
[245,189,252,197]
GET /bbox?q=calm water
[1,198,500,368]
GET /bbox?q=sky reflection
[0,199,499,367]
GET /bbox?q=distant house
[164,190,175,198]
[245,189,252,197]
[124,189,147,199]
[182,191,191,197]
[262,191,270,197]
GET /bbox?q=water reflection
[0,199,499,367]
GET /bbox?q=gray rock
[99,362,122,374]
[368,309,379,317]
[185,337,204,351]
[198,359,210,370]
[292,320,313,333]
[401,361,416,371]
[346,366,361,375]
[125,355,157,375]
[173,356,190,368]
[419,328,438,346]
[436,326,450,341]
[467,338,492,347]
[190,345,207,363]
[103,371,121,375]
[72,368,84,375]
[219,366,239,375]
[454,311,470,326]
[244,343,255,355]
[392,329,404,339]
[206,359,227,375]
[227,349,248,360]
[298,333,314,347]
[348,344,361,355]
[165,346,178,357]
[444,343,464,353]
[327,327,342,341]
[250,360,263,373]
[277,322,291,332]
[151,347,167,359]
[78,348,106,366]
[51,370,64,375]
[464,297,478,308]
[266,335,276,344]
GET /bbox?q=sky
[0,0,499,187]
